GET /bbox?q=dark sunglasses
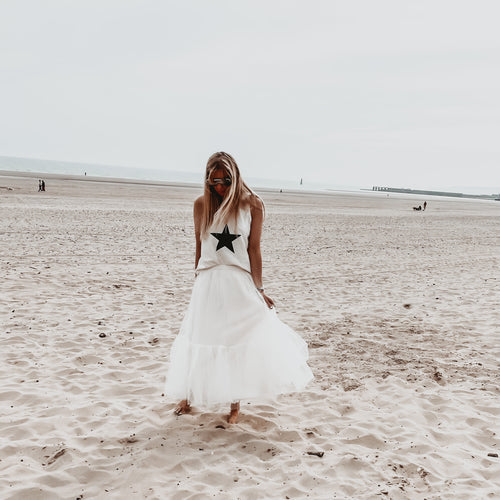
[208,177,232,186]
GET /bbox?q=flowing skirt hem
[164,266,314,407]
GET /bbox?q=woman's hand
[260,291,275,309]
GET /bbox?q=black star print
[211,224,241,253]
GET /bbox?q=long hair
[201,152,256,236]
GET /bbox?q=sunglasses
[208,177,232,186]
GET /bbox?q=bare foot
[174,399,191,416]
[227,402,240,424]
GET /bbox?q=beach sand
[1,173,499,499]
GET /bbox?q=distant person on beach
[423,201,427,211]
[41,180,46,192]
[164,152,313,423]
[38,180,42,192]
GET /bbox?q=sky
[1,0,500,192]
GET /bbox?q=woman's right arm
[193,196,203,269]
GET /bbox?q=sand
[1,173,499,499]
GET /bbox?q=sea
[1,155,498,197]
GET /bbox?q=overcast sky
[1,0,499,191]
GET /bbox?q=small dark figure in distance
[41,180,46,192]
[38,180,42,192]
[423,201,427,211]
[413,205,422,211]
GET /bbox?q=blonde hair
[201,152,256,236]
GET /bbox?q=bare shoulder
[194,195,204,212]
[248,193,264,214]
[193,195,204,226]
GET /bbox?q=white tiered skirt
[164,265,313,407]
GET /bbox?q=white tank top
[196,205,252,273]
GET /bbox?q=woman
[164,152,313,423]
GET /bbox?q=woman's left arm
[248,197,275,309]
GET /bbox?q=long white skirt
[164,265,313,407]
